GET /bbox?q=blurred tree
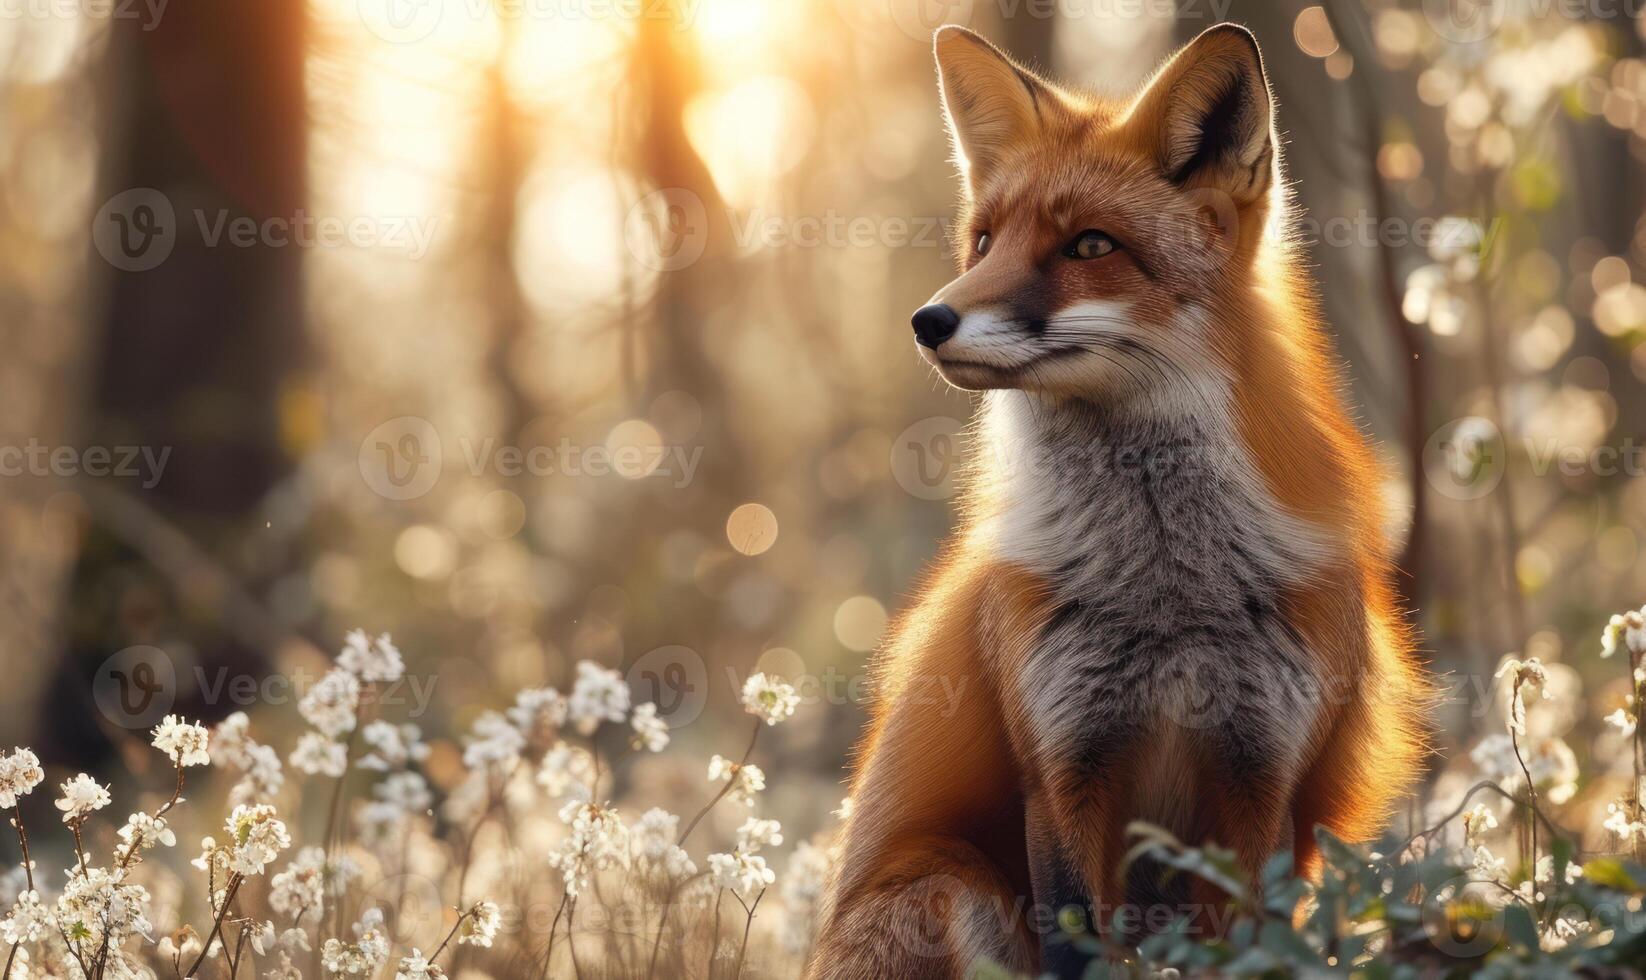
[50,0,310,766]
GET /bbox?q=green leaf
[1581,858,1638,892]
[1258,919,1323,966]
[1502,903,1539,951]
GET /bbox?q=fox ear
[933,26,1047,187]
[1135,24,1274,205]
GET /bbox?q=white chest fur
[971,390,1333,827]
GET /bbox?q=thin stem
[677,721,762,846]
[1510,678,1540,890]
[118,763,187,872]
[69,821,89,879]
[14,809,33,893]
[185,873,244,978]
[567,896,584,980]
[537,893,568,980]
[732,888,764,980]
[1471,178,1528,653]
[323,700,370,942]
[227,922,249,980]
[4,805,35,980]
[707,889,724,980]
[1630,645,1644,862]
[427,906,473,964]
[646,719,763,980]
[1396,779,1565,858]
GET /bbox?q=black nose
[911,304,960,348]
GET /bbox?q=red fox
[810,23,1432,978]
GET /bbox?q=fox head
[916,24,1282,402]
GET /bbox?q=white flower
[358,721,429,771]
[1460,803,1498,846]
[0,891,53,944]
[630,702,670,752]
[300,668,362,738]
[151,715,211,767]
[1602,614,1628,658]
[248,919,277,955]
[1470,733,1519,784]
[629,809,695,880]
[225,804,291,876]
[779,841,832,954]
[337,629,405,684]
[1533,853,1583,886]
[54,866,150,954]
[290,732,348,778]
[0,749,44,809]
[462,711,525,771]
[118,811,176,852]
[229,742,285,807]
[269,848,325,922]
[376,771,433,813]
[55,773,111,822]
[567,661,630,735]
[1629,606,1646,655]
[266,949,304,979]
[321,907,390,976]
[1605,801,1646,842]
[192,836,223,874]
[1603,607,1646,658]
[536,742,595,798]
[457,900,500,947]
[1606,705,1637,739]
[707,850,774,897]
[740,673,800,726]
[210,712,254,768]
[1526,736,1580,805]
[361,771,433,839]
[1469,732,1577,803]
[707,755,765,807]
[1494,656,1551,737]
[734,817,782,854]
[552,801,629,897]
[395,948,447,980]
[1542,914,1591,953]
[280,925,312,953]
[1467,842,1509,884]
[508,687,568,742]
[157,925,204,963]
[631,808,679,861]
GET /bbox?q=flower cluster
[0,632,832,980]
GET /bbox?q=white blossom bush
[0,632,830,979]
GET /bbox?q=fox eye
[975,232,992,256]
[1063,230,1117,260]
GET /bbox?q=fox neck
[966,305,1350,589]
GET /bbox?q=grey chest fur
[990,399,1326,791]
